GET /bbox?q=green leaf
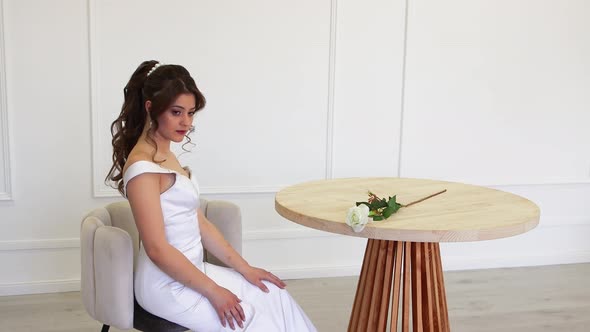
[381,196,402,219]
[370,199,388,210]
[382,206,394,219]
[354,191,405,223]
[388,195,399,208]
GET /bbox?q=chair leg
[101,324,110,332]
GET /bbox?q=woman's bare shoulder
[123,148,154,175]
[123,152,162,195]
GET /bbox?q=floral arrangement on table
[346,189,447,232]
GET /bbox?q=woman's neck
[139,123,171,155]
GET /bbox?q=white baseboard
[271,250,590,279]
[2,250,590,296]
[442,250,590,272]
[0,238,79,251]
[0,279,80,296]
[273,264,361,280]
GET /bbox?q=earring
[189,126,195,134]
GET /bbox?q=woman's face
[154,93,197,143]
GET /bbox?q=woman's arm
[198,209,286,292]
[127,173,244,329]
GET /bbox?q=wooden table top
[275,177,540,242]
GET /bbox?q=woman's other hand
[241,266,286,293]
[207,285,245,330]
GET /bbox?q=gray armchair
[80,199,242,332]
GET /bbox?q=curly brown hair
[105,60,206,195]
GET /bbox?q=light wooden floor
[1,263,588,331]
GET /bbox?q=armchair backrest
[84,200,212,269]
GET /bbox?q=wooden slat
[422,242,434,332]
[376,241,395,331]
[429,243,443,332]
[366,240,388,331]
[390,241,403,331]
[348,239,373,331]
[356,239,381,331]
[401,242,411,332]
[433,244,450,332]
[411,242,424,332]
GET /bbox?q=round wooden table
[275,177,540,332]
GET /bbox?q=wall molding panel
[88,0,335,198]
[324,0,338,179]
[0,0,13,201]
[400,0,590,187]
[330,0,406,179]
[396,0,410,178]
[486,179,590,187]
[0,214,585,252]
[87,0,104,199]
[94,179,590,197]
[0,229,336,252]
[94,184,287,197]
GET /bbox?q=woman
[105,60,316,331]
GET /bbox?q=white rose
[346,204,370,232]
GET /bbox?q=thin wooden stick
[411,242,424,332]
[428,243,443,332]
[390,241,403,331]
[433,244,450,332]
[422,243,434,332]
[402,190,447,208]
[401,242,411,332]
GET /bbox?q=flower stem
[401,189,447,208]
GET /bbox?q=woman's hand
[241,266,286,293]
[206,285,245,330]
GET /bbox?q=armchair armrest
[203,200,242,267]
[81,216,134,330]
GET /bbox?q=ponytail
[104,60,157,195]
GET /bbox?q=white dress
[123,161,316,332]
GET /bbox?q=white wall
[0,0,589,296]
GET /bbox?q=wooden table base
[348,239,450,332]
